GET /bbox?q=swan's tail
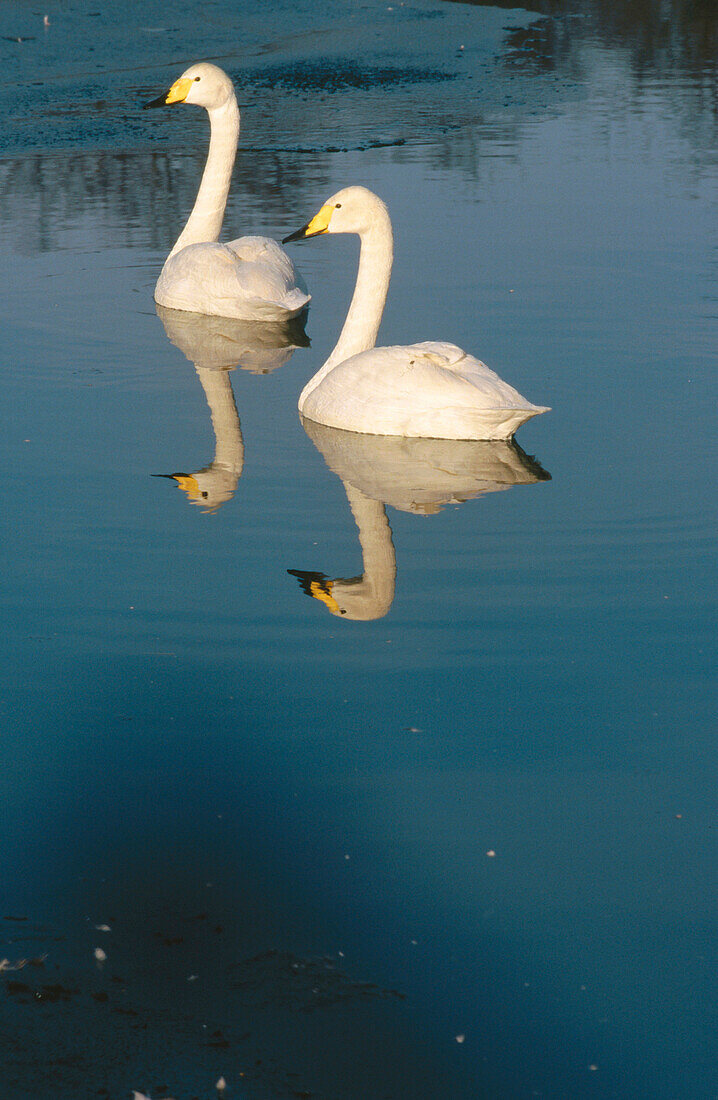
[279,287,312,317]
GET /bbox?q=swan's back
[156,237,310,321]
[300,341,550,440]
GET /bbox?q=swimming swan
[284,186,549,439]
[144,62,310,321]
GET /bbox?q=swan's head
[288,569,393,621]
[154,467,238,513]
[144,62,236,112]
[283,186,390,243]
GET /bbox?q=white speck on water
[216,1077,227,1092]
[93,947,107,962]
[455,1033,465,1043]
[95,924,111,932]
[486,849,496,857]
[188,973,198,981]
[589,1064,598,1071]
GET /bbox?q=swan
[144,62,310,321]
[284,186,549,440]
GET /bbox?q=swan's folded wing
[156,239,310,319]
[302,343,549,439]
[402,342,543,407]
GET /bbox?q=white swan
[144,62,310,321]
[284,186,549,439]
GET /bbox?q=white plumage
[145,63,309,321]
[301,340,544,440]
[284,186,548,440]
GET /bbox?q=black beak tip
[143,93,169,110]
[282,225,307,245]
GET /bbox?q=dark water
[0,1,715,1098]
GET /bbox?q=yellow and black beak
[153,472,201,500]
[288,568,344,615]
[283,203,334,244]
[143,76,193,109]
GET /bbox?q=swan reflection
[290,421,550,620]
[155,305,308,512]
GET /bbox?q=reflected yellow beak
[173,474,201,499]
[309,578,342,615]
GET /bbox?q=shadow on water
[0,147,332,255]
[0,0,714,256]
[449,0,718,84]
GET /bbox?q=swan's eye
[201,491,208,498]
[335,203,342,209]
[194,76,200,82]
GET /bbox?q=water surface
[0,1,715,1097]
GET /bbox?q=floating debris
[93,947,107,962]
[132,1092,176,1100]
[0,954,47,972]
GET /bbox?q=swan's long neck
[303,214,393,399]
[168,96,240,260]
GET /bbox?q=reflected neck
[344,483,396,617]
[195,366,244,475]
[168,97,240,260]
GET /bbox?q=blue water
[0,1,715,1097]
